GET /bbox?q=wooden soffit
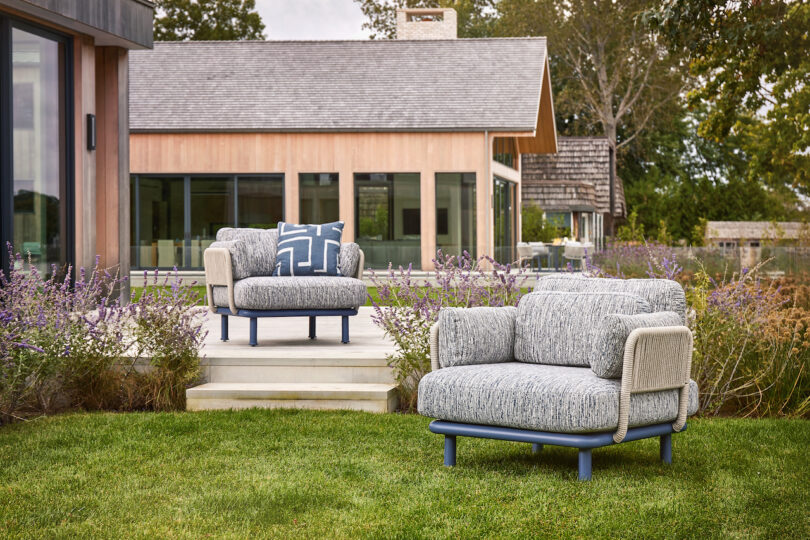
[516,56,557,154]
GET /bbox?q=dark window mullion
[0,16,11,276]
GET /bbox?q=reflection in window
[237,176,283,228]
[493,176,517,264]
[493,137,516,169]
[436,173,476,259]
[131,175,284,269]
[10,27,68,276]
[355,173,421,269]
[300,173,339,224]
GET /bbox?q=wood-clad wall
[130,131,521,269]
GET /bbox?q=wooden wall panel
[130,130,525,269]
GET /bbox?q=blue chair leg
[532,443,543,454]
[220,314,229,342]
[444,435,456,467]
[578,449,592,481]
[341,315,349,344]
[660,433,672,464]
[309,316,316,339]
[249,317,258,347]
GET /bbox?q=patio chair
[418,275,695,480]
[529,242,550,270]
[516,243,534,268]
[563,242,586,270]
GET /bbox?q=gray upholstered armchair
[203,227,366,346]
[419,275,697,480]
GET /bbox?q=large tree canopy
[153,0,265,41]
[650,0,810,195]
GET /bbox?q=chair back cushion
[590,311,684,379]
[274,221,344,277]
[439,307,518,368]
[214,227,279,278]
[514,290,651,367]
[338,242,362,278]
[534,275,687,322]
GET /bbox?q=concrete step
[186,382,399,413]
[203,356,395,384]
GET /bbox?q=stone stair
[185,308,399,412]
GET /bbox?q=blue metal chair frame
[429,420,684,481]
[215,307,358,346]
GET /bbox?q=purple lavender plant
[369,250,533,410]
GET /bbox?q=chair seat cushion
[418,362,699,433]
[213,276,367,311]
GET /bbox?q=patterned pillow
[590,311,684,379]
[274,221,344,277]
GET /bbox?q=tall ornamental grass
[369,251,532,410]
[588,242,809,418]
[0,247,206,424]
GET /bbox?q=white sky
[255,0,371,40]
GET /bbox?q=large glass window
[493,137,516,169]
[300,173,339,224]
[130,174,284,269]
[493,176,517,264]
[436,173,476,259]
[1,20,72,277]
[355,173,420,269]
[238,175,283,228]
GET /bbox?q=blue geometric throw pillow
[273,221,344,276]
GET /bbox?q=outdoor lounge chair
[203,227,367,346]
[418,275,696,480]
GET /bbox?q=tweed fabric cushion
[534,275,687,322]
[338,242,361,278]
[274,221,344,277]
[514,291,651,367]
[438,307,518,368]
[215,227,279,277]
[591,311,684,379]
[212,276,367,310]
[418,362,699,433]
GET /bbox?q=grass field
[0,411,807,538]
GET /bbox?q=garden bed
[0,410,807,537]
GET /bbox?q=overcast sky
[256,0,371,40]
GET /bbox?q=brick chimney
[395,8,457,40]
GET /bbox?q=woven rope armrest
[204,247,236,315]
[614,326,693,443]
[355,249,365,280]
[429,323,440,372]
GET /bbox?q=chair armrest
[429,323,440,372]
[614,326,693,443]
[356,249,365,280]
[203,247,236,315]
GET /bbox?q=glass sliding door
[299,173,339,224]
[130,174,284,269]
[354,173,420,269]
[189,177,234,267]
[1,19,72,277]
[237,175,283,228]
[436,173,476,259]
[493,176,516,265]
[132,177,185,268]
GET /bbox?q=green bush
[521,203,569,242]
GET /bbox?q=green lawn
[0,412,807,538]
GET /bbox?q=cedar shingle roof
[521,137,625,217]
[129,38,547,132]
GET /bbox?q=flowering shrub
[0,246,206,424]
[588,242,809,418]
[370,251,532,410]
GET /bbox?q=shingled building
[128,8,557,271]
[521,137,625,248]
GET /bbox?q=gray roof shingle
[129,38,547,132]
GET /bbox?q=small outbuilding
[705,221,809,248]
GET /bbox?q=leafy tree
[353,0,495,39]
[521,203,568,242]
[153,0,265,41]
[650,1,810,194]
